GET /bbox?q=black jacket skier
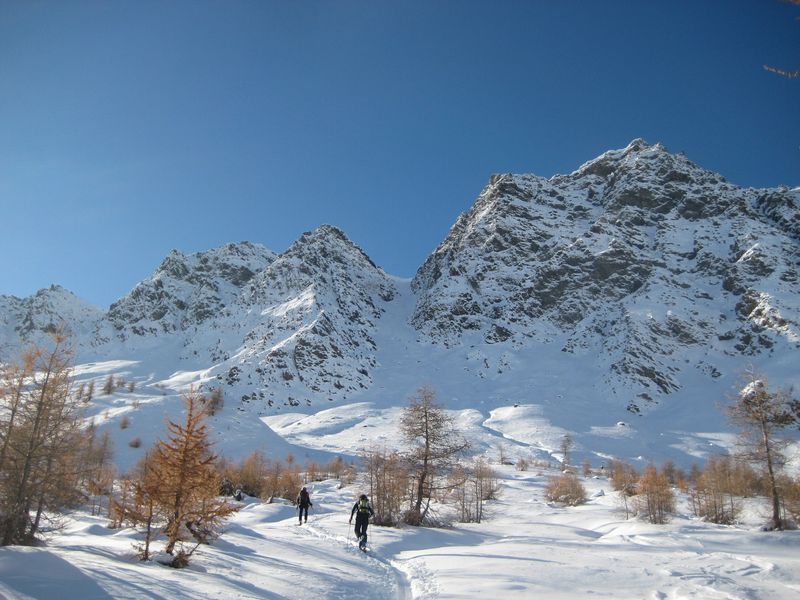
[296,487,312,524]
[349,494,374,549]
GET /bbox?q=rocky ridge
[411,140,799,405]
[1,140,798,414]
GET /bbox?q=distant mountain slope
[215,224,397,407]
[106,240,276,339]
[0,285,103,358]
[1,140,797,418]
[411,139,799,409]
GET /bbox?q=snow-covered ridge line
[0,140,797,428]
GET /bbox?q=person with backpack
[296,486,313,524]
[349,494,374,550]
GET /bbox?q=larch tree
[362,446,409,526]
[400,385,469,525]
[149,388,237,565]
[0,333,91,545]
[112,450,162,560]
[636,465,675,524]
[727,371,796,530]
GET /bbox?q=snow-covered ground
[2,260,799,597]
[1,471,798,599]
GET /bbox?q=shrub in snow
[449,458,498,523]
[202,387,224,416]
[610,459,639,496]
[362,447,410,526]
[545,473,587,506]
[688,455,746,525]
[635,465,675,524]
[782,475,800,527]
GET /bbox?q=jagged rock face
[229,225,397,406]
[411,139,800,401]
[107,241,276,338]
[0,285,104,356]
[2,141,797,414]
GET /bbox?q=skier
[349,493,374,550]
[296,486,313,524]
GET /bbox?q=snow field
[1,472,799,599]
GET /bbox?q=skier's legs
[355,514,368,539]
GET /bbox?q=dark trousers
[354,513,369,538]
[298,506,309,522]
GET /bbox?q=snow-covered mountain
[1,140,798,466]
[0,284,104,357]
[412,139,799,410]
[106,240,276,339]
[217,224,396,407]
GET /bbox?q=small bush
[545,473,587,506]
[204,388,224,416]
[783,475,800,526]
[120,416,131,429]
[129,437,142,448]
[516,457,530,472]
[103,374,115,395]
[610,459,639,496]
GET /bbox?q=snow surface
[60,277,773,477]
[6,343,798,599]
[1,473,799,599]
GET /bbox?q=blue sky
[1,0,798,308]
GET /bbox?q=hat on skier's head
[359,494,367,500]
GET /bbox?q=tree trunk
[762,424,782,530]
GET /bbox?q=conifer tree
[0,333,91,545]
[636,465,675,524]
[102,374,115,395]
[149,389,237,565]
[400,385,469,525]
[727,371,796,530]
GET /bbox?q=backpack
[358,497,370,513]
[299,489,310,504]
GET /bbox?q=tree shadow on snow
[0,548,113,600]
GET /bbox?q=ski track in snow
[299,520,413,600]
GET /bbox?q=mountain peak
[286,224,380,272]
[107,241,276,336]
[412,141,798,403]
[570,138,703,181]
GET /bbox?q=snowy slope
[1,473,799,599]
[412,139,799,410]
[0,140,798,471]
[219,224,397,407]
[0,285,104,360]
